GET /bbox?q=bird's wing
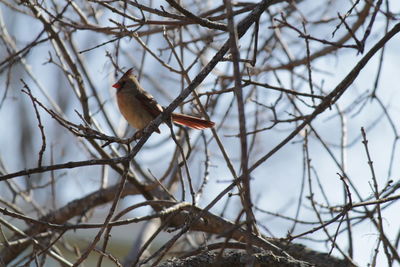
[135,87,164,118]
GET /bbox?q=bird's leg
[133,130,144,139]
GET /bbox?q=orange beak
[112,82,121,89]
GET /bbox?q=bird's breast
[116,91,155,130]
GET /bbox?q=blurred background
[1,0,400,266]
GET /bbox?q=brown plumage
[112,68,214,133]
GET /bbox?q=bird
[112,68,214,136]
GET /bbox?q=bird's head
[112,68,135,89]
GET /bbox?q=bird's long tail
[171,113,215,130]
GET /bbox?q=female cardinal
[112,68,215,134]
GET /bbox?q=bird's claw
[133,130,143,140]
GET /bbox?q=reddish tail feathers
[171,113,214,130]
